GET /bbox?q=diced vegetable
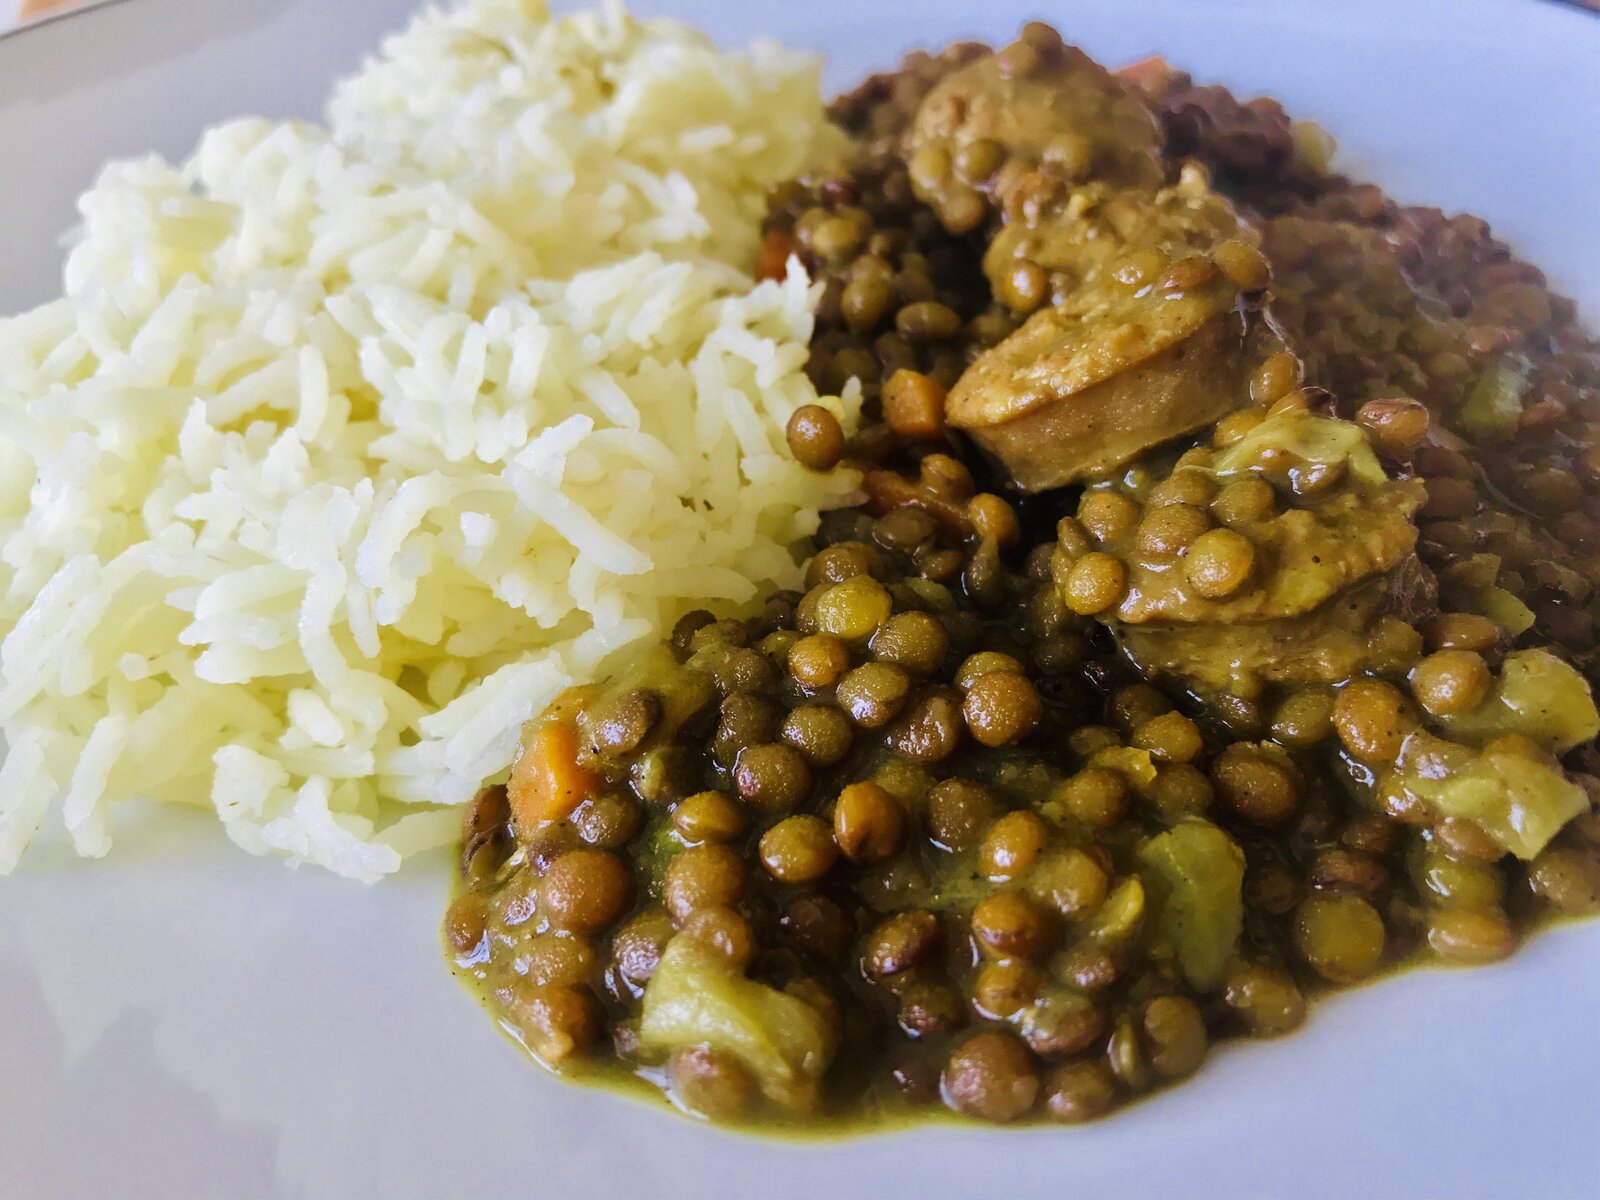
[758,229,795,281]
[1402,741,1586,861]
[1213,409,1389,488]
[1092,745,1158,788]
[1459,355,1528,441]
[1472,586,1536,636]
[507,719,601,829]
[640,936,837,1110]
[1136,820,1245,991]
[1085,875,1146,943]
[1437,649,1600,753]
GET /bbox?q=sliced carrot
[882,368,949,442]
[1115,55,1177,93]
[861,468,972,539]
[507,719,600,830]
[758,229,794,282]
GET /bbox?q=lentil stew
[443,25,1600,1130]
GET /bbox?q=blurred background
[6,0,107,28]
[4,0,87,28]
[3,0,1597,30]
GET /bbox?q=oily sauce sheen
[444,24,1600,1130]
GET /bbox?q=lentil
[786,404,846,471]
[759,815,841,883]
[1294,894,1387,983]
[834,781,908,864]
[942,1032,1040,1122]
[448,31,1600,1134]
[979,811,1049,880]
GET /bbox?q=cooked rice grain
[0,0,857,880]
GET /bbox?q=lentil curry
[442,26,1600,1129]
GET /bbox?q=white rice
[0,0,858,881]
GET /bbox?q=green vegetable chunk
[1459,354,1529,441]
[640,935,836,1110]
[1402,742,1586,862]
[1471,586,1536,636]
[1437,649,1600,753]
[1091,745,1157,788]
[1135,819,1245,991]
[1213,408,1389,487]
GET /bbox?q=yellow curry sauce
[443,24,1600,1129]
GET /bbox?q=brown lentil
[897,301,962,341]
[942,1032,1040,1123]
[1294,894,1387,983]
[1184,528,1256,598]
[971,891,1056,960]
[1222,960,1306,1036]
[1528,848,1600,913]
[871,611,951,676]
[979,810,1049,881]
[671,1046,755,1119]
[1142,995,1208,1079]
[1078,492,1143,544]
[786,404,846,471]
[759,815,841,884]
[1214,239,1271,291]
[1132,711,1204,764]
[1027,847,1109,917]
[1062,553,1127,616]
[1058,767,1130,828]
[1423,612,1502,654]
[1426,907,1517,964]
[779,704,856,768]
[1409,650,1492,716]
[734,743,813,812]
[1333,680,1419,762]
[1211,477,1277,525]
[836,662,914,727]
[1044,1060,1119,1123]
[788,633,852,689]
[681,905,759,971]
[962,670,1043,746]
[541,849,633,934]
[662,843,747,923]
[833,781,907,864]
[968,493,1022,548]
[450,34,1600,1133]
[1210,744,1299,826]
[926,777,1002,851]
[863,910,941,979]
[1356,397,1431,459]
[1134,504,1211,562]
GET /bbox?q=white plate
[2,1,1598,1197]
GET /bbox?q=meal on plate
[3,0,1598,1132]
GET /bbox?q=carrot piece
[862,468,972,539]
[507,719,600,830]
[882,368,949,442]
[758,230,794,282]
[1115,55,1178,94]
